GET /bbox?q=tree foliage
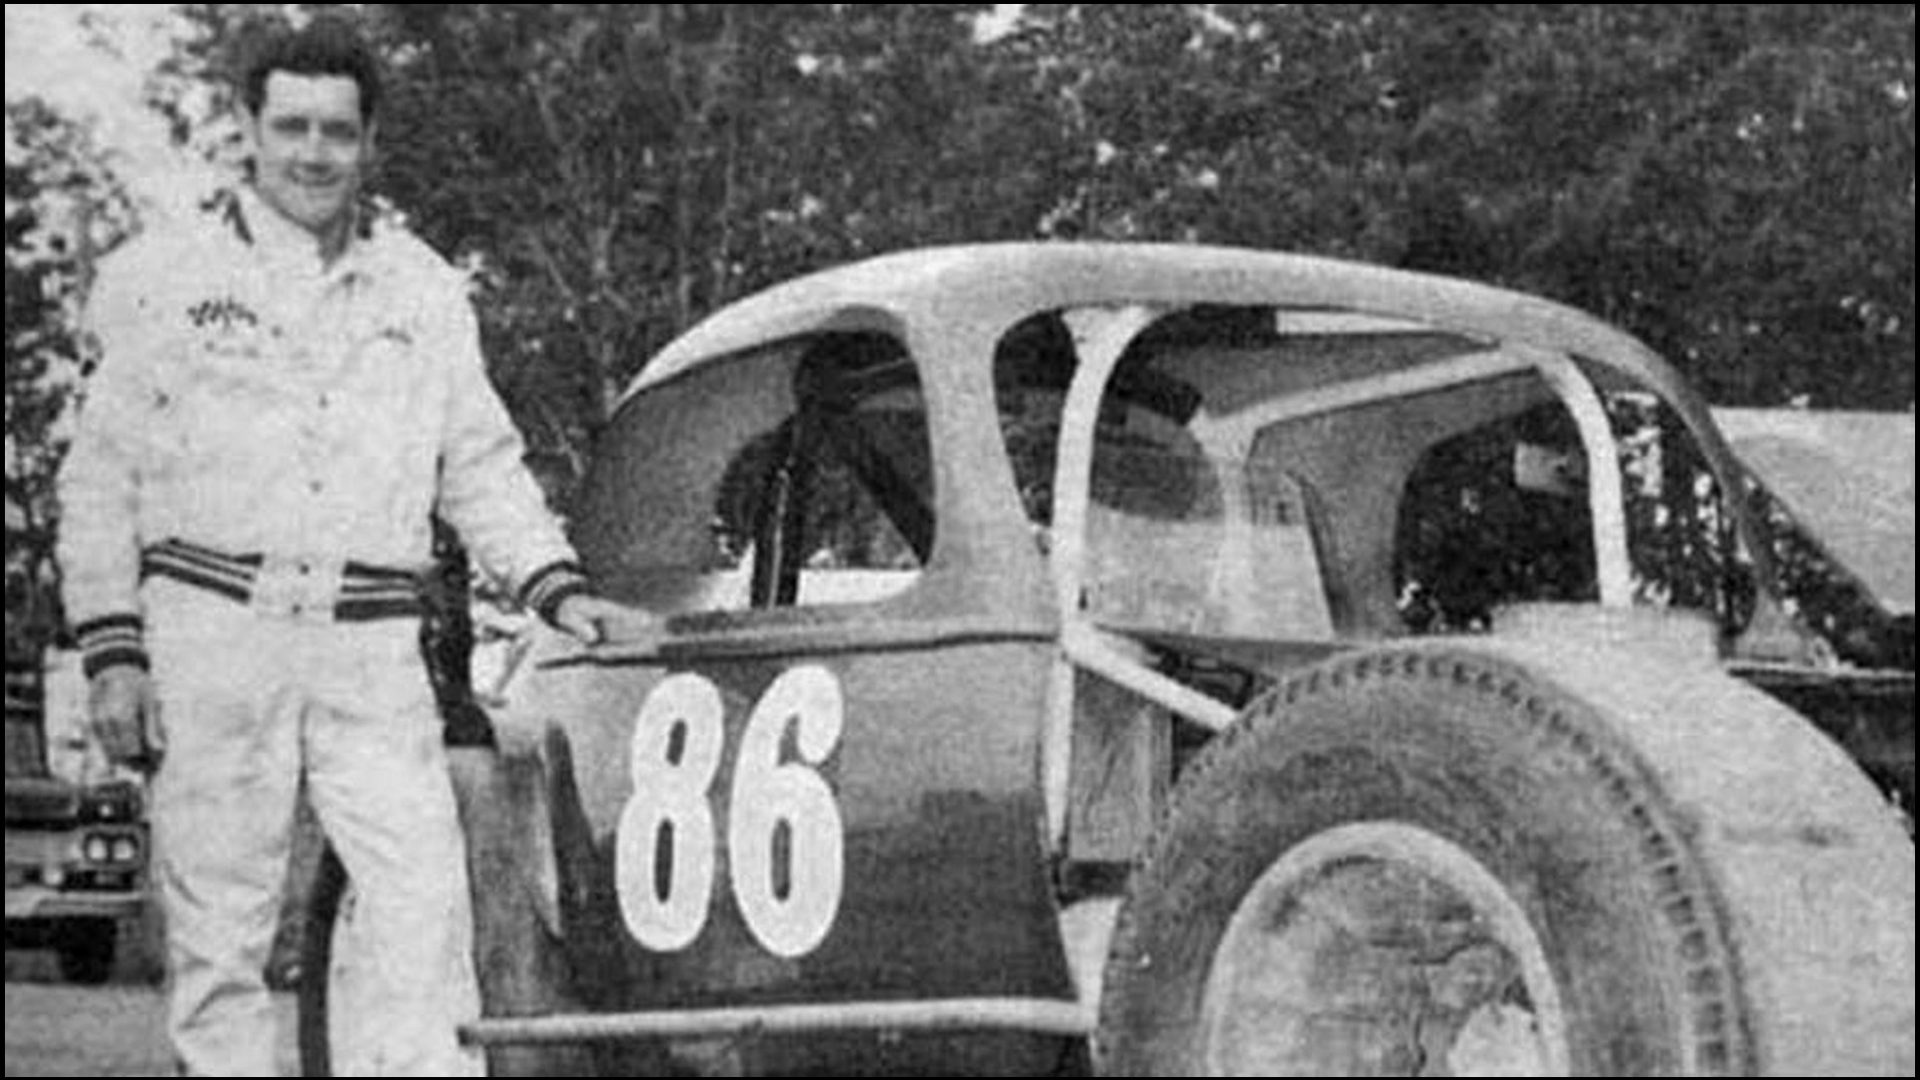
[1006,5,1913,407]
[4,97,136,657]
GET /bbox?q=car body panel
[507,626,1071,1006]
[481,242,1911,1069]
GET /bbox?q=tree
[1004,4,1914,408]
[4,97,137,660]
[1361,5,1915,408]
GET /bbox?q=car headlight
[110,836,140,863]
[83,835,112,863]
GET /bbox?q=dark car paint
[512,620,1073,1072]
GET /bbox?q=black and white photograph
[6,5,1913,1077]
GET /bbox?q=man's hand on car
[554,593,665,650]
[88,665,162,771]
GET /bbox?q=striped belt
[140,538,425,622]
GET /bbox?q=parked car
[300,242,1913,1076]
[5,653,149,984]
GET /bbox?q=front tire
[1096,646,1913,1076]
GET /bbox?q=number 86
[614,666,846,959]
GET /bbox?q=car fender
[1459,606,1915,1076]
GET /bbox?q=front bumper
[5,884,144,923]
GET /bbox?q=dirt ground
[3,945,297,1078]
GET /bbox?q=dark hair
[240,16,382,123]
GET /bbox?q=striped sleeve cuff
[519,560,591,628]
[75,614,150,678]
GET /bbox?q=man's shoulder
[90,241,204,324]
[363,214,468,299]
[96,229,196,285]
[94,194,250,294]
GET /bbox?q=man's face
[246,71,373,240]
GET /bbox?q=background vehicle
[5,649,149,985]
[301,243,1913,1076]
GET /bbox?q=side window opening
[993,305,1349,641]
[993,311,1079,528]
[1606,393,1754,633]
[713,334,930,610]
[1394,383,1887,655]
[1395,401,1598,634]
[580,330,932,616]
[1616,394,1905,669]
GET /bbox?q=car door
[520,323,1072,1072]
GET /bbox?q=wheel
[54,917,117,985]
[1096,645,1915,1076]
[297,746,592,1077]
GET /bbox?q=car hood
[1713,408,1915,617]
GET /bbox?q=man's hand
[553,593,664,650]
[89,666,162,771]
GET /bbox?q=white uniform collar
[234,185,379,285]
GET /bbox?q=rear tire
[1096,646,1914,1076]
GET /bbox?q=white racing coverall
[57,188,590,1076]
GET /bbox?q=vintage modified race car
[301,243,1913,1076]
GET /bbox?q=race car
[301,243,1913,1076]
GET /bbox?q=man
[56,17,640,1076]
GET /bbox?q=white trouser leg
[147,586,302,1077]
[304,623,484,1078]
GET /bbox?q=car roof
[628,242,1698,410]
